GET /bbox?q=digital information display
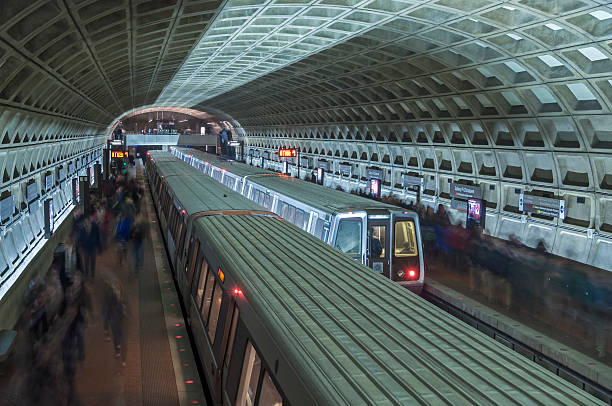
[519,194,565,219]
[316,167,325,185]
[72,178,79,203]
[278,148,297,158]
[370,178,381,198]
[44,198,54,238]
[111,151,128,159]
[466,198,486,229]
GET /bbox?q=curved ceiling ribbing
[194,0,612,267]
[0,0,610,266]
[0,0,222,123]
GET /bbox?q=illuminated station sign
[278,148,297,158]
[111,151,128,159]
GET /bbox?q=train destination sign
[278,148,297,158]
[111,151,128,159]
[450,183,481,200]
[519,194,565,219]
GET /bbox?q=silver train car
[145,151,603,406]
[171,147,424,292]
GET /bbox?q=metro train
[170,147,424,292]
[145,151,602,406]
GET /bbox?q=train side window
[236,342,262,406]
[224,307,239,367]
[313,218,324,239]
[334,219,362,258]
[187,239,200,275]
[294,209,304,229]
[286,206,296,223]
[194,258,208,306]
[394,220,418,257]
[207,283,224,342]
[177,221,187,257]
[257,372,283,406]
[279,202,288,218]
[201,273,216,321]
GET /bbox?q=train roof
[174,147,271,177]
[194,214,601,406]
[150,154,267,215]
[148,150,181,162]
[249,175,399,214]
[174,148,400,215]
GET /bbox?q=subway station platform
[0,165,204,406]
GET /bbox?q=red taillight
[181,209,186,215]
[408,269,416,279]
[233,288,243,296]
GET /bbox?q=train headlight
[397,270,405,278]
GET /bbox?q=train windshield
[394,220,418,257]
[334,219,362,258]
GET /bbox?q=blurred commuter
[115,213,133,265]
[62,310,85,405]
[103,278,127,365]
[79,213,101,278]
[130,215,146,274]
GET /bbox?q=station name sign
[0,195,14,221]
[339,163,352,176]
[278,148,297,158]
[450,183,481,200]
[402,174,424,189]
[367,168,383,180]
[519,194,565,219]
[111,151,128,159]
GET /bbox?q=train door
[367,217,391,278]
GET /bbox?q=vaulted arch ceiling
[0,0,611,266]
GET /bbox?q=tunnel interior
[0,0,610,272]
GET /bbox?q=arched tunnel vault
[0,0,610,269]
[194,2,612,269]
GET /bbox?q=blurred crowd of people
[385,196,611,362]
[11,163,147,405]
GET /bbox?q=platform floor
[427,257,611,368]
[0,166,201,406]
